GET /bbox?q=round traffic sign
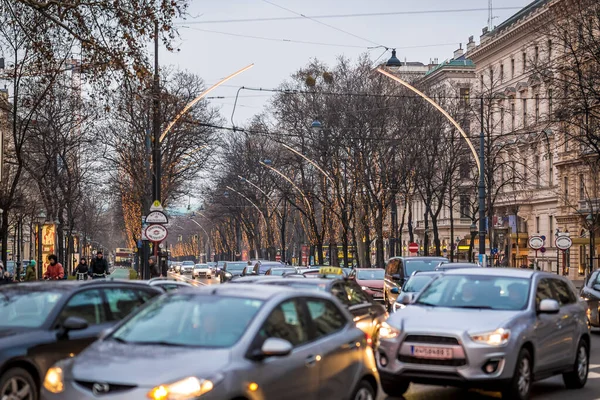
[145,224,168,242]
[528,236,544,250]
[555,235,572,251]
[408,242,419,253]
[540,247,546,253]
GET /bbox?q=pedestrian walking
[0,261,12,285]
[90,251,109,279]
[25,260,37,281]
[149,256,161,278]
[43,254,64,280]
[73,258,89,280]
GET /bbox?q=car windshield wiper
[111,336,128,344]
[455,305,493,309]
[415,301,438,307]
[130,340,187,347]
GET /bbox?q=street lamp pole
[478,97,486,265]
[152,19,161,204]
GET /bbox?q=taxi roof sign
[319,266,343,275]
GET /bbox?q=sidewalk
[109,268,130,280]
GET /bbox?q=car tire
[563,339,589,389]
[502,347,532,400]
[0,367,37,400]
[351,379,375,400]
[380,377,409,397]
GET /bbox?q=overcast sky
[165,0,533,124]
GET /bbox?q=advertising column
[41,224,56,276]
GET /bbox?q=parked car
[253,261,286,275]
[173,262,182,273]
[180,261,195,275]
[228,275,284,284]
[148,279,196,292]
[350,268,385,302]
[580,269,600,328]
[265,267,297,276]
[377,268,590,400]
[258,277,387,346]
[0,280,162,398]
[383,256,448,310]
[193,264,212,279]
[42,284,380,400]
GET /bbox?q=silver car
[41,285,380,400]
[377,268,590,400]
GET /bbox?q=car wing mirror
[61,316,88,332]
[538,299,560,314]
[260,338,292,358]
[400,293,414,305]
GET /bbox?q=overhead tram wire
[177,7,523,24]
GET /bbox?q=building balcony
[414,218,474,229]
[577,198,600,214]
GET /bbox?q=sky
[164,0,534,125]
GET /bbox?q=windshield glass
[357,269,384,280]
[226,263,247,271]
[269,282,327,291]
[0,290,64,328]
[270,268,294,276]
[405,259,444,275]
[403,275,435,293]
[416,274,530,310]
[111,294,264,347]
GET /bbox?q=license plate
[411,346,453,359]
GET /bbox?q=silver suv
[377,268,590,400]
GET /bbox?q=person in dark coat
[73,259,89,280]
[90,251,109,279]
[149,256,161,278]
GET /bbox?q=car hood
[69,340,231,387]
[357,280,383,288]
[388,305,518,333]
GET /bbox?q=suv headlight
[147,375,222,400]
[379,322,400,339]
[470,328,511,346]
[43,366,64,394]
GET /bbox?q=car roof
[443,267,536,278]
[189,283,309,300]
[388,256,448,261]
[229,276,283,282]
[354,268,384,271]
[411,271,442,276]
[262,277,335,286]
[270,267,295,270]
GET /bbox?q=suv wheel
[351,379,375,400]
[0,367,37,400]
[502,347,532,400]
[563,339,589,389]
[380,377,409,397]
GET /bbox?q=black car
[383,256,448,307]
[0,280,162,397]
[581,269,600,328]
[256,277,386,345]
[264,267,297,276]
[219,262,248,283]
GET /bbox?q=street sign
[555,235,572,251]
[146,210,168,224]
[528,236,544,250]
[149,200,164,211]
[408,242,419,253]
[540,247,546,253]
[145,224,168,242]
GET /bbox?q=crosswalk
[589,363,600,379]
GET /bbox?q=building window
[548,89,553,116]
[460,195,470,218]
[524,156,528,181]
[511,58,515,78]
[535,94,540,123]
[480,74,484,90]
[459,160,470,178]
[564,176,569,202]
[534,155,540,187]
[534,46,539,65]
[500,63,504,81]
[536,216,540,233]
[548,152,553,185]
[500,107,505,133]
[511,102,515,130]
[547,39,552,61]
[460,87,470,106]
[565,137,569,152]
[549,216,553,241]
[511,161,517,190]
[522,98,527,128]
[522,51,527,71]
[579,174,585,200]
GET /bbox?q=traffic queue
[0,256,595,400]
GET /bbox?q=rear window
[404,260,445,276]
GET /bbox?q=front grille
[369,287,383,292]
[398,355,467,366]
[404,335,459,345]
[75,381,137,394]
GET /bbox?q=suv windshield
[416,274,530,310]
[111,294,264,347]
[357,269,384,280]
[403,275,436,293]
[404,259,444,276]
[226,263,247,271]
[0,289,64,328]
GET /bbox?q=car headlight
[147,376,219,400]
[580,296,589,301]
[470,328,511,346]
[43,366,64,394]
[361,286,368,291]
[379,322,400,339]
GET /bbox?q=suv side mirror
[62,316,88,331]
[538,299,560,314]
[400,293,414,305]
[250,338,293,360]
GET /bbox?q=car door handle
[305,355,318,367]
